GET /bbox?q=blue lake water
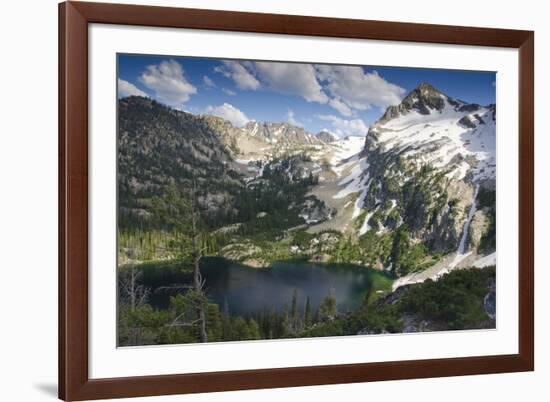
[142,257,391,316]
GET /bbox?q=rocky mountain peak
[402,82,447,113]
[316,130,339,143]
[416,82,443,96]
[242,120,322,145]
[377,83,450,123]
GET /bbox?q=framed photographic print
[59,1,534,400]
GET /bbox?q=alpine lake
[130,257,394,316]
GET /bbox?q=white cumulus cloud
[222,88,236,96]
[286,110,302,127]
[254,62,328,103]
[211,61,405,119]
[317,115,368,138]
[118,79,147,98]
[316,66,405,112]
[139,59,197,107]
[206,103,251,127]
[214,61,260,90]
[215,61,330,104]
[328,98,353,117]
[203,75,216,88]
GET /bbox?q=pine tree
[317,289,337,321]
[304,296,312,328]
[222,297,231,341]
[391,225,410,277]
[281,303,290,337]
[290,288,300,333]
[247,318,261,340]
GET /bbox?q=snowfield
[374,98,495,182]
[334,159,370,199]
[330,135,365,165]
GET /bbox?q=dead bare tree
[119,266,149,310]
[118,266,150,345]
[191,180,208,343]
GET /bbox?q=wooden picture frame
[59,1,534,400]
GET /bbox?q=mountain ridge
[242,120,324,146]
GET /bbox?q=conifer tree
[290,288,300,333]
[304,296,312,328]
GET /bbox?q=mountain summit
[242,121,322,145]
[379,83,444,122]
[366,82,495,183]
[378,82,487,125]
[316,130,339,143]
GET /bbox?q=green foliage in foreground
[477,188,496,254]
[305,266,496,336]
[399,266,495,330]
[118,292,262,346]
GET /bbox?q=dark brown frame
[59,1,534,400]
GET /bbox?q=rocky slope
[118,97,244,227]
[201,114,270,158]
[316,130,339,143]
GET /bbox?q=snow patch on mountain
[334,159,370,199]
[473,252,496,268]
[330,136,365,166]
[352,178,372,220]
[359,207,376,235]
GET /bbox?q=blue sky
[118,53,495,137]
